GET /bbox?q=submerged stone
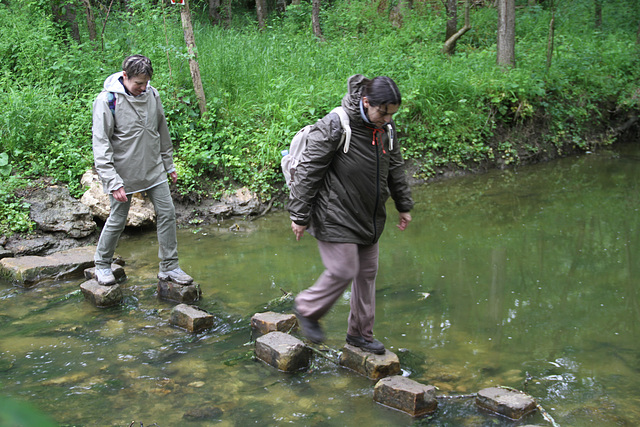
[0,246,96,287]
[250,311,297,337]
[373,376,438,417]
[183,406,223,421]
[157,280,202,303]
[255,331,311,372]
[80,280,123,307]
[339,344,401,380]
[476,387,537,420]
[170,304,214,333]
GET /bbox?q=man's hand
[397,212,412,231]
[170,171,177,185]
[112,187,127,202]
[291,222,307,241]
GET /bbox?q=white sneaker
[95,268,116,286]
[157,267,193,285]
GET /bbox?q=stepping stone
[255,331,311,372]
[157,280,202,303]
[0,246,95,287]
[250,312,297,337]
[373,375,438,417]
[339,344,401,379]
[80,280,123,307]
[476,387,537,420]
[170,304,214,333]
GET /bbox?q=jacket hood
[341,74,367,117]
[103,71,151,96]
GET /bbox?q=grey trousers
[295,240,379,341]
[94,180,179,272]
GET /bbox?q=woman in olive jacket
[288,74,414,354]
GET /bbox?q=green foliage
[0,0,638,234]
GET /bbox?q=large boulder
[79,170,156,227]
[25,186,96,238]
[220,187,261,216]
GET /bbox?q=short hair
[122,55,153,79]
[362,76,402,106]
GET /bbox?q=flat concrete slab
[1,246,96,287]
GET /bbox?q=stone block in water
[157,279,202,303]
[339,344,401,379]
[476,387,537,420]
[373,375,438,417]
[170,303,214,333]
[84,263,127,283]
[250,311,297,337]
[255,331,311,372]
[80,280,123,307]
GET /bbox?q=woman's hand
[291,222,307,241]
[397,212,412,231]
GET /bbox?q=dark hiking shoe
[346,334,385,355]
[158,267,193,285]
[95,268,116,286]
[293,307,325,344]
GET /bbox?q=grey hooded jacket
[92,72,175,195]
[287,74,414,245]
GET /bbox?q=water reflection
[1,145,640,426]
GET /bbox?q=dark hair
[122,55,153,79]
[362,76,401,106]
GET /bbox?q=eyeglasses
[375,105,398,118]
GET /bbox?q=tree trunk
[180,0,207,116]
[209,0,221,26]
[52,0,81,44]
[443,0,471,55]
[445,0,458,53]
[256,0,267,31]
[81,0,97,42]
[312,0,324,40]
[496,0,515,68]
[546,11,555,70]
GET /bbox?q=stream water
[1,142,640,426]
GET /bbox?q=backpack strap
[107,92,116,116]
[330,106,351,153]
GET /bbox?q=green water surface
[1,144,639,426]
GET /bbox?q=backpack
[281,107,351,188]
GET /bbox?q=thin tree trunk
[312,0,324,40]
[256,0,267,31]
[209,0,221,25]
[594,0,602,28]
[52,0,81,44]
[546,11,555,71]
[496,0,516,68]
[81,0,97,42]
[180,0,207,116]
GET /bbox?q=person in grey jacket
[91,55,192,286]
[288,75,414,354]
